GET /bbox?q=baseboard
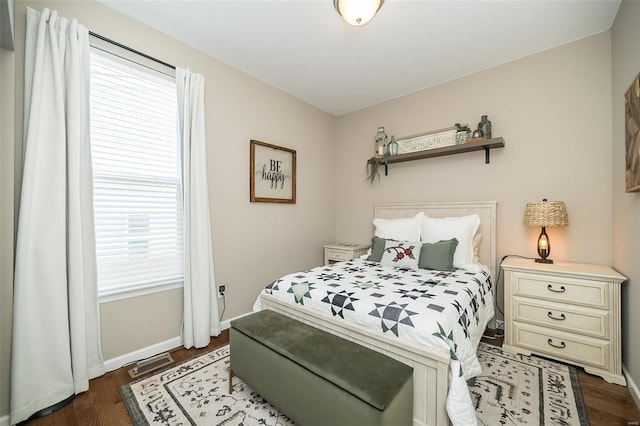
[623,364,640,410]
[221,318,231,330]
[0,414,9,426]
[103,313,253,373]
[220,311,252,331]
[104,336,183,372]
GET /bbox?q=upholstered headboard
[373,201,497,277]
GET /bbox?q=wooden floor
[21,330,639,426]
[21,331,230,426]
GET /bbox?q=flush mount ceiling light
[333,0,385,26]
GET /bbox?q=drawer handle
[547,284,566,293]
[547,338,566,349]
[547,312,566,321]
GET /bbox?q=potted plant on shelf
[366,152,388,184]
[455,123,471,144]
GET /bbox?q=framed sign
[395,127,457,155]
[625,73,640,192]
[250,140,296,203]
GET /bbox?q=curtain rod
[88,31,176,70]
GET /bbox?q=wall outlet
[496,320,505,330]
[218,285,226,297]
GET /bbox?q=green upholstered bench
[229,309,413,426]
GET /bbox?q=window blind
[90,47,183,299]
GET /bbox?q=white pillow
[380,240,422,270]
[420,214,481,271]
[473,232,483,264]
[373,212,423,242]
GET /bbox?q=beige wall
[612,0,640,401]
[335,32,612,332]
[1,0,335,417]
[334,32,613,313]
[100,289,183,360]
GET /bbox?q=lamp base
[535,258,554,264]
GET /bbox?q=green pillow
[367,236,387,262]
[418,238,459,271]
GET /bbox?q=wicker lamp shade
[523,200,569,227]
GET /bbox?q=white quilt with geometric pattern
[253,259,494,426]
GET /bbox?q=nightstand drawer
[325,249,352,261]
[324,243,370,266]
[512,322,609,370]
[513,296,609,339]
[512,272,608,309]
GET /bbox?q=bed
[255,201,497,426]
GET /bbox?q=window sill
[99,281,184,304]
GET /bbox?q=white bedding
[253,259,494,426]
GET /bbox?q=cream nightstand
[502,257,627,385]
[323,243,370,265]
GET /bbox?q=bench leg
[227,367,233,394]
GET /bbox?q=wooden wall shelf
[380,137,505,175]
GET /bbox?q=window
[90,47,183,301]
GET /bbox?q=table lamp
[523,198,569,264]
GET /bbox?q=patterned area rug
[120,345,293,425]
[120,342,589,426]
[470,342,589,426]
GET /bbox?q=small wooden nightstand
[501,257,627,385]
[323,243,370,265]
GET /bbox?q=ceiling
[98,0,621,116]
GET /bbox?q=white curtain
[176,67,220,349]
[11,7,104,424]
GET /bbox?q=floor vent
[128,352,174,378]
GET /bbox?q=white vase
[456,132,469,144]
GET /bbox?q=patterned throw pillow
[380,240,422,270]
